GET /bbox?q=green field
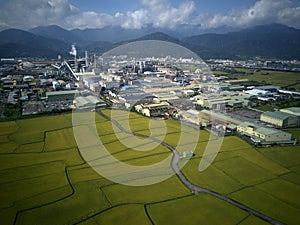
[255,105,275,112]
[287,130,300,141]
[217,68,300,90]
[0,110,300,225]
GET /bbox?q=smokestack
[85,50,88,68]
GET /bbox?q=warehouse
[260,111,298,128]
[46,90,79,101]
[135,102,170,117]
[280,107,300,117]
[237,122,292,143]
[74,95,106,109]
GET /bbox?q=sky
[0,0,299,30]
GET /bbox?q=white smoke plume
[69,44,77,56]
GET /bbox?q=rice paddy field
[217,68,300,90]
[0,110,300,225]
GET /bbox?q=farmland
[217,68,300,90]
[0,110,300,225]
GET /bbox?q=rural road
[97,110,285,225]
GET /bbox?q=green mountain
[0,29,70,58]
[0,24,299,59]
[182,24,300,59]
[29,25,84,45]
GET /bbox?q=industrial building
[237,122,293,143]
[194,93,228,110]
[179,109,204,126]
[117,89,155,109]
[227,100,244,108]
[199,109,242,126]
[46,90,79,101]
[74,95,106,109]
[260,111,299,128]
[280,107,300,117]
[222,92,258,108]
[135,102,170,117]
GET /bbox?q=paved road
[97,110,285,225]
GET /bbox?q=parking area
[226,108,262,123]
[22,100,74,115]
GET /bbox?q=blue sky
[0,0,299,30]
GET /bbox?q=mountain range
[0,24,299,60]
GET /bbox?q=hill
[0,29,70,58]
[29,25,84,45]
[182,24,300,59]
[0,24,299,59]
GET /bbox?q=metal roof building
[237,121,292,143]
[260,111,299,128]
[46,90,79,101]
[280,107,300,116]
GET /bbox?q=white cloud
[152,1,196,29]
[278,6,300,28]
[0,0,299,30]
[120,0,195,29]
[198,0,300,29]
[121,9,149,29]
[0,0,78,29]
[65,11,115,29]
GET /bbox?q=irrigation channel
[97,110,284,225]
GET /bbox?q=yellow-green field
[217,68,300,90]
[0,110,299,225]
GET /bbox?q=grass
[14,142,44,153]
[111,145,169,165]
[239,215,272,225]
[0,121,18,136]
[256,178,300,209]
[0,109,300,225]
[0,148,84,171]
[0,161,66,184]
[255,104,275,112]
[229,187,300,225]
[10,114,72,144]
[181,159,243,194]
[44,127,77,151]
[280,172,300,185]
[238,149,289,175]
[259,146,300,168]
[286,129,300,140]
[0,172,68,209]
[147,194,249,225]
[218,136,252,152]
[102,176,190,205]
[15,180,110,225]
[214,156,276,186]
[78,204,152,225]
[0,186,73,225]
[0,141,19,153]
[290,164,300,175]
[227,69,300,89]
